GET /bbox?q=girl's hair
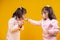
[42,6,56,20]
[12,7,26,19]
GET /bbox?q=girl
[6,7,27,40]
[25,5,59,40]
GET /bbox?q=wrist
[25,18,29,21]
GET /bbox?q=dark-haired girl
[26,5,59,40]
[6,7,26,40]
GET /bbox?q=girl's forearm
[10,24,20,33]
[48,29,59,35]
[10,27,20,33]
[26,18,41,26]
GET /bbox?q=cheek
[42,14,46,18]
[23,15,25,17]
[46,13,48,17]
[22,14,26,17]
[22,16,24,18]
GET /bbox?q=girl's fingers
[24,18,28,21]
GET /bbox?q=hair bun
[20,7,22,10]
[46,5,51,7]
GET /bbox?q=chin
[43,18,47,20]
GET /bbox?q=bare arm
[26,18,41,26]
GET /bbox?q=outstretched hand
[24,17,28,21]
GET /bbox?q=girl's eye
[42,11,47,14]
[43,11,46,14]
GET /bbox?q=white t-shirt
[6,18,24,40]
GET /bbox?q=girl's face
[22,13,26,20]
[17,14,26,21]
[42,10,49,20]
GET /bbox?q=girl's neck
[44,18,49,20]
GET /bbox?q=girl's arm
[8,20,22,33]
[26,18,41,26]
[10,24,20,33]
[48,20,59,35]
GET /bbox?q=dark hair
[42,6,56,20]
[12,7,26,19]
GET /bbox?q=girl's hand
[18,21,24,28]
[24,18,28,21]
[47,24,53,30]
[43,24,53,35]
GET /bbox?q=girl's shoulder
[8,18,15,23]
[51,19,58,24]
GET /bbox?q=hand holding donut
[18,21,24,28]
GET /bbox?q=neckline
[43,18,50,21]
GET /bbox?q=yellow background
[0,0,60,40]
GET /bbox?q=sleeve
[8,19,19,32]
[28,19,42,26]
[48,20,59,35]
